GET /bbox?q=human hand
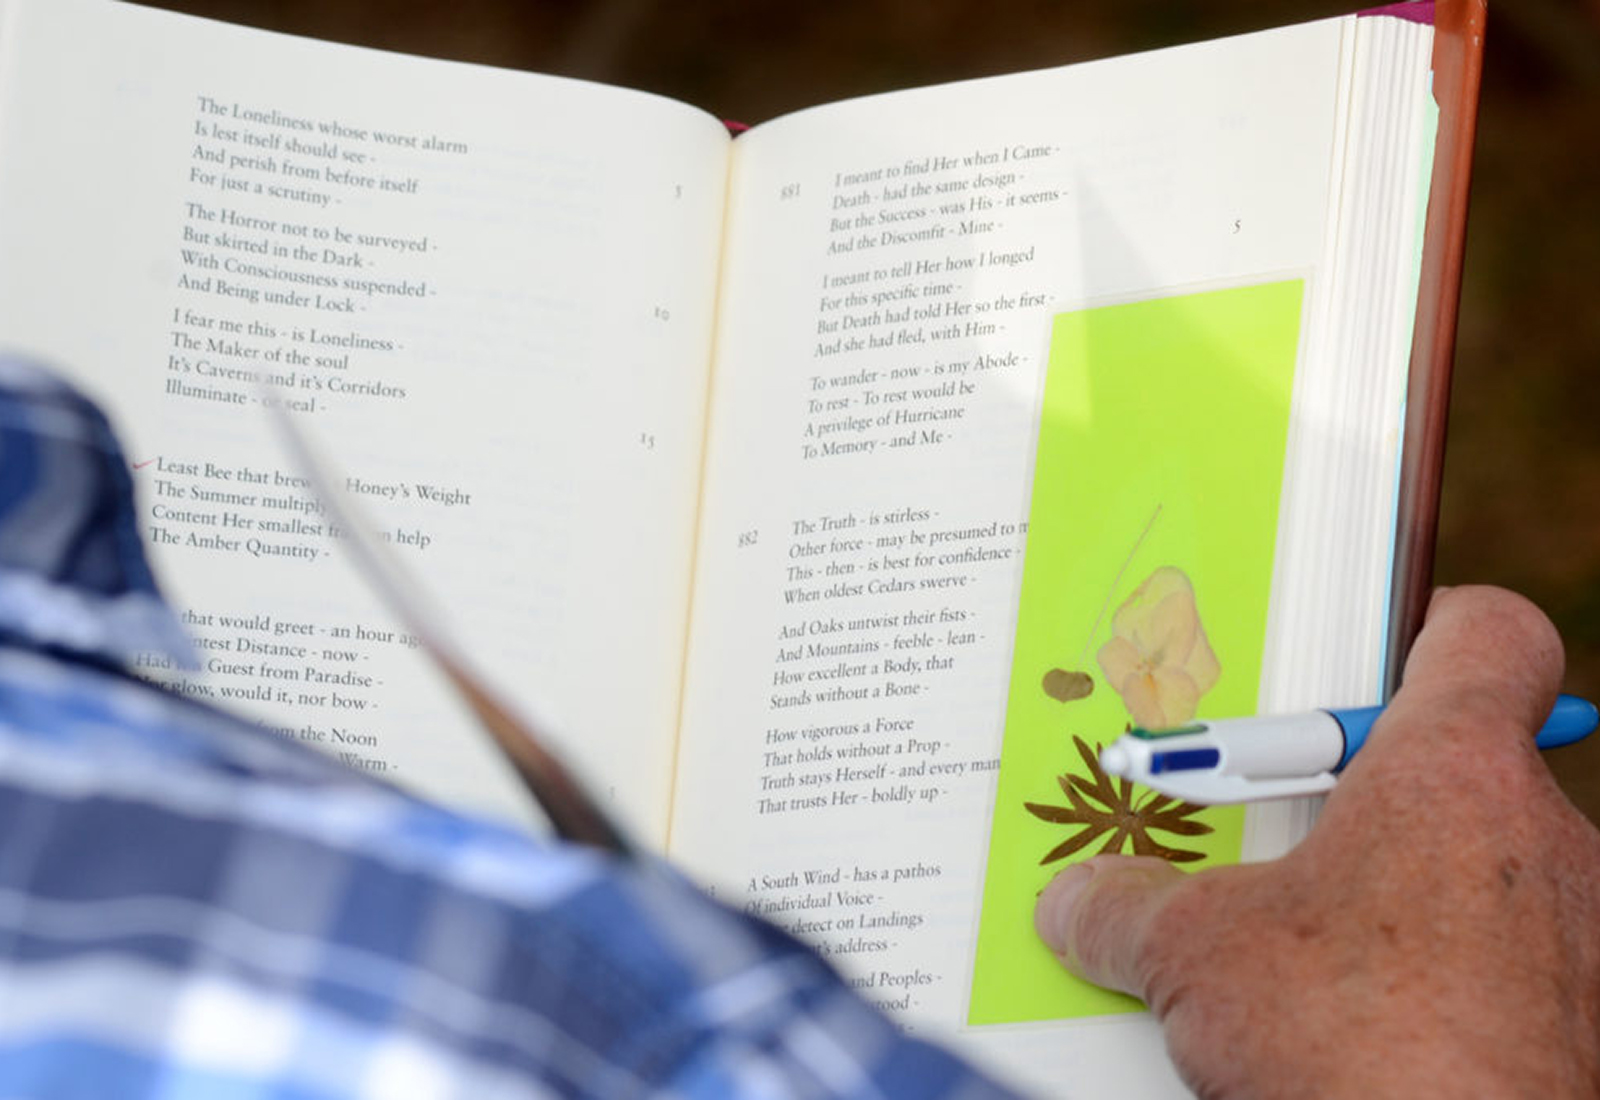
[1034,586,1600,1098]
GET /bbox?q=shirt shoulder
[0,356,195,668]
[0,650,1020,1100]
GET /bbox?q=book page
[672,17,1353,1096]
[0,0,730,841]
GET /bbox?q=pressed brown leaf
[1070,735,1121,805]
[1071,734,1100,775]
[1141,837,1208,863]
[1137,792,1176,815]
[1025,801,1082,824]
[1023,733,1214,866]
[1064,782,1094,815]
[1067,772,1102,802]
[1145,816,1214,837]
[1041,668,1094,702]
[1040,823,1113,865]
[1098,826,1130,855]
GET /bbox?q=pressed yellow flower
[1096,566,1219,729]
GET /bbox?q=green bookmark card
[968,279,1303,1024]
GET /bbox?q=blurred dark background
[138,0,1600,816]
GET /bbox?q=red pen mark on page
[132,458,157,470]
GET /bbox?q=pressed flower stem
[1074,502,1162,667]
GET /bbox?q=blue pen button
[1149,747,1222,774]
[1538,694,1599,750]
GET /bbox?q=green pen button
[1128,722,1209,740]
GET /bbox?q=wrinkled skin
[1037,586,1600,1099]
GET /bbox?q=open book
[0,0,1481,1093]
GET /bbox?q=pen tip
[1100,743,1131,777]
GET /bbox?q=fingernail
[1035,862,1095,952]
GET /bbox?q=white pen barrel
[1212,711,1344,778]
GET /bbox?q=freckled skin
[1037,587,1600,1099]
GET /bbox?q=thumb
[1034,855,1187,999]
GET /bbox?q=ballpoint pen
[1098,694,1600,804]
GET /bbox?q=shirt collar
[0,355,195,669]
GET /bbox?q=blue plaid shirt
[0,357,1021,1099]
